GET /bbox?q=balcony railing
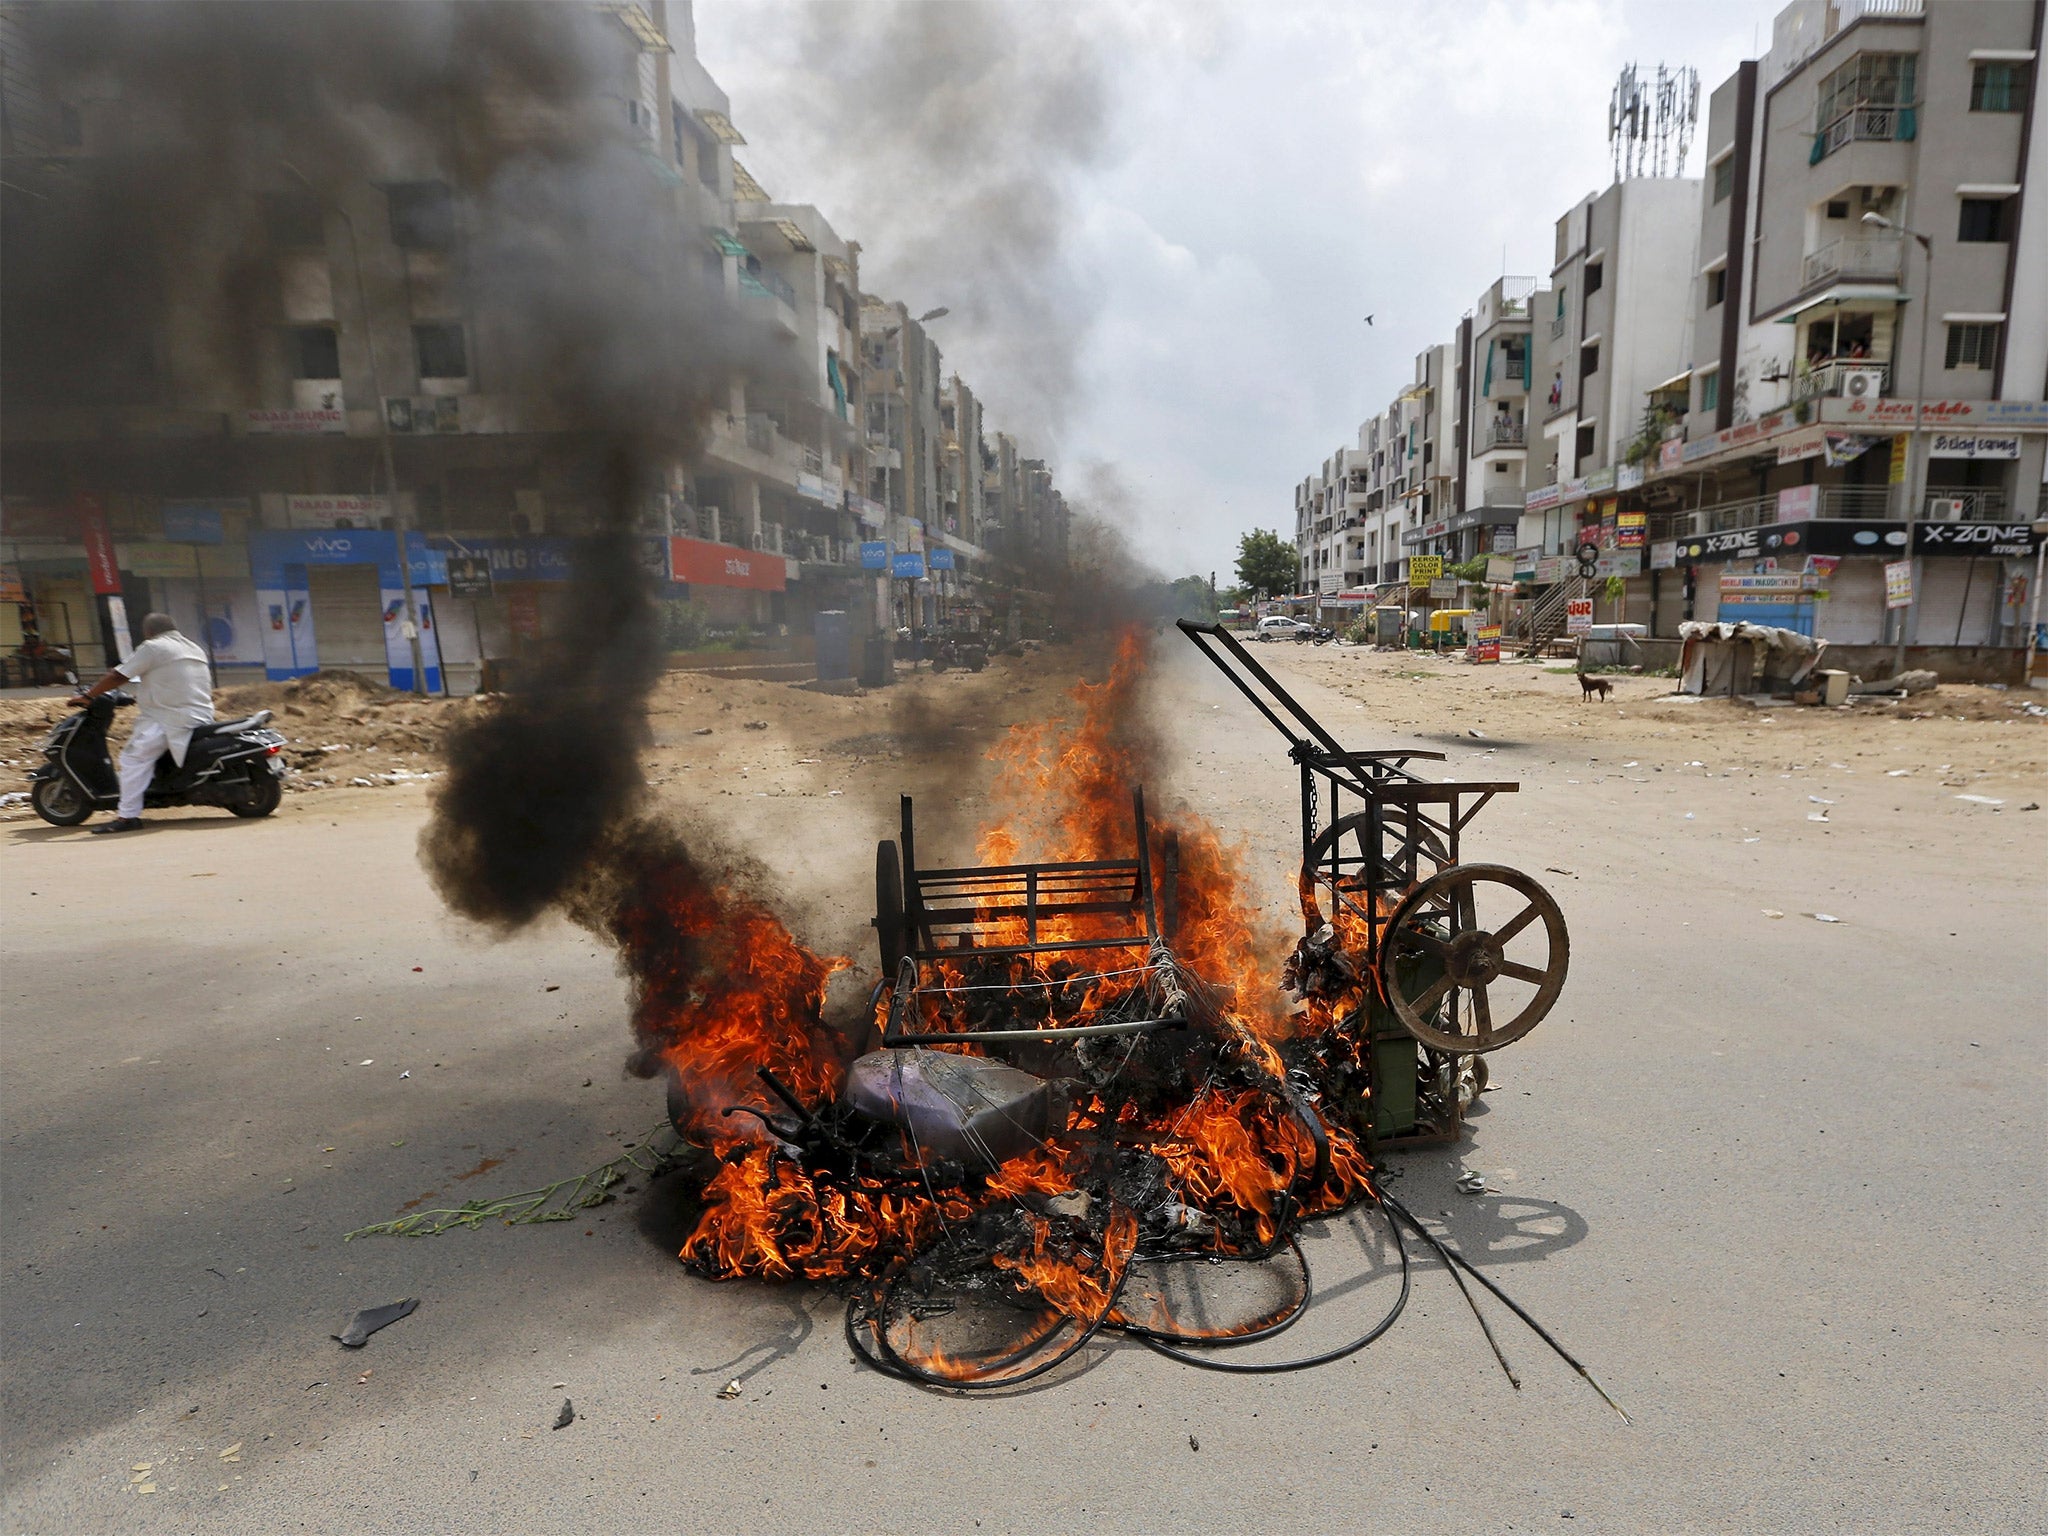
[1925,489,2009,522]
[1814,104,1911,161]
[1480,419,1527,452]
[1665,485,1896,537]
[1795,359,1891,401]
[1800,234,1903,289]
[1550,313,1569,340]
[739,265,798,308]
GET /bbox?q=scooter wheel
[31,776,93,827]
[229,773,283,819]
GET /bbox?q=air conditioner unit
[750,532,765,550]
[1928,498,1968,521]
[1839,366,1887,399]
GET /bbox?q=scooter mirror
[65,672,78,686]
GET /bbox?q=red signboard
[506,587,543,640]
[78,495,123,595]
[668,536,785,592]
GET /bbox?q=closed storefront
[307,563,385,672]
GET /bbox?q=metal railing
[1794,359,1891,401]
[1815,104,1908,160]
[1925,489,2008,522]
[1664,485,1897,537]
[1800,234,1903,288]
[1550,313,1568,340]
[739,264,798,308]
[1479,419,1527,451]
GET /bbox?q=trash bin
[814,610,852,681]
[860,630,894,688]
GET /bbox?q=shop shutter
[308,563,386,671]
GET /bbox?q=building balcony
[1478,419,1527,453]
[1800,234,1903,289]
[1813,104,1914,163]
[1549,313,1569,341]
[1795,359,1891,401]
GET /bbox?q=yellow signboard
[1408,554,1443,587]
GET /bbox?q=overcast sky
[698,0,1784,582]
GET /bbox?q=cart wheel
[1296,807,1452,932]
[873,840,907,975]
[1381,864,1568,1053]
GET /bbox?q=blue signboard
[160,501,226,545]
[890,551,927,580]
[249,529,446,587]
[860,540,890,570]
[928,546,956,571]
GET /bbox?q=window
[1944,322,2001,371]
[262,192,325,248]
[386,181,454,249]
[291,326,340,380]
[1957,196,2015,243]
[1701,370,1720,412]
[413,322,468,379]
[1712,157,1734,203]
[1825,199,1850,220]
[1585,261,1604,295]
[1815,52,1917,128]
[1970,61,2028,112]
[672,101,689,169]
[1580,341,1600,379]
[1574,422,1596,464]
[1706,267,1727,308]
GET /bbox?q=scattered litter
[1456,1171,1487,1195]
[136,1483,156,1495]
[1622,761,1638,768]
[356,1370,372,1384]
[692,727,714,736]
[2022,703,2048,718]
[1808,796,1834,805]
[1762,910,1784,919]
[359,1059,374,1066]
[219,1443,242,1461]
[333,1297,418,1348]
[1954,794,2004,806]
[553,1398,576,1429]
[1809,913,1843,924]
[412,966,424,972]
[1886,769,1910,777]
[2022,803,2041,812]
[546,985,560,992]
[1806,812,1829,822]
[399,1070,410,1080]
[1466,729,1485,739]
[743,721,769,730]
[1543,866,1575,878]
[1189,1435,1201,1452]
[718,1378,742,1400]
[0,791,26,807]
[1742,836,1761,843]
[1683,813,1694,820]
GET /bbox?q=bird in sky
[1363,314,1374,325]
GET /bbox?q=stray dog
[1577,672,1612,701]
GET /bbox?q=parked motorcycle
[28,691,288,827]
[1298,624,1336,645]
[928,629,989,674]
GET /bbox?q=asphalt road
[3,644,2043,1534]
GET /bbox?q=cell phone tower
[1610,62,1699,181]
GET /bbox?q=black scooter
[28,692,288,827]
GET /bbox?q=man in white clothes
[68,612,215,834]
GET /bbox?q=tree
[1166,574,1219,620]
[1235,529,1297,601]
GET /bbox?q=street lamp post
[284,164,431,696]
[1863,210,1933,670]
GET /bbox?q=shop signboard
[160,501,232,544]
[1928,434,2021,460]
[0,567,25,602]
[507,586,543,639]
[1719,572,1809,605]
[116,543,246,581]
[445,555,494,599]
[891,551,927,580]
[1617,510,1647,549]
[78,495,122,595]
[1593,549,1641,578]
[860,541,889,569]
[1535,554,1569,584]
[1407,554,1442,586]
[1884,560,1913,609]
[1467,625,1502,663]
[1658,438,1683,472]
[669,536,787,591]
[928,546,956,570]
[286,493,388,529]
[1649,539,1679,571]
[1776,485,1820,524]
[1484,556,1517,585]
[244,407,345,435]
[1565,598,1594,636]
[1912,522,2040,559]
[1888,438,1909,484]
[1823,432,1879,466]
[1777,427,1828,465]
[1428,577,1458,599]
[1822,398,2048,431]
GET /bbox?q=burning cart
[1176,618,1570,1146]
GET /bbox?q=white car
[1255,616,1314,641]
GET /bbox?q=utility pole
[1864,211,1933,672]
[285,163,430,695]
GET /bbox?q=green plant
[1621,401,1682,466]
[659,600,713,651]
[1603,575,1627,602]
[1448,556,1489,582]
[1342,621,1371,644]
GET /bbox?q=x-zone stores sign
[1912,523,2041,559]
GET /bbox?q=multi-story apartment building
[1639,0,2046,650]
[1460,279,1550,559]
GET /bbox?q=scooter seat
[192,711,272,737]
